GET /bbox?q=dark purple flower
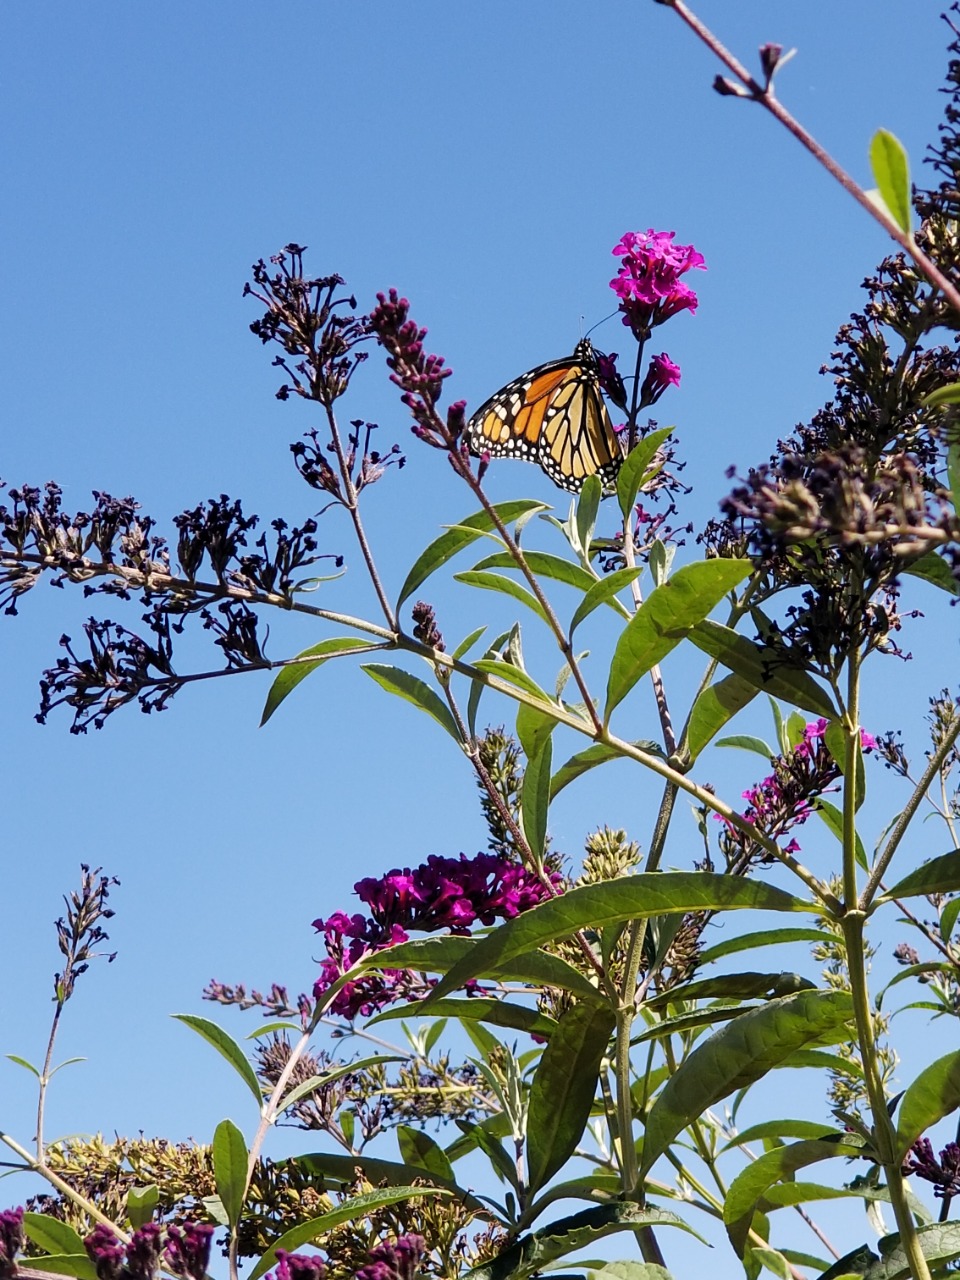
[272,1249,326,1280]
[164,1223,215,1280]
[904,1137,960,1198]
[354,1234,426,1280]
[0,1208,23,1280]
[85,1225,126,1280]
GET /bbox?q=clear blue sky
[0,2,955,1273]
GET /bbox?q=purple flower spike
[164,1223,215,1280]
[0,1208,24,1280]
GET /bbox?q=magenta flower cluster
[610,230,705,339]
[83,1222,213,1280]
[313,853,561,1021]
[269,1234,425,1280]
[0,1207,23,1280]
[720,719,877,858]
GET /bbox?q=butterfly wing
[465,340,623,493]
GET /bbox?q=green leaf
[260,637,374,726]
[472,550,596,593]
[604,560,752,721]
[698,927,834,966]
[126,1183,160,1229]
[879,847,960,903]
[895,1050,960,1157]
[714,734,775,759]
[248,1185,449,1280]
[750,1246,792,1280]
[453,570,550,625]
[861,1221,960,1279]
[689,621,837,719]
[13,1254,96,1280]
[526,1002,616,1195]
[370,997,559,1038]
[473,657,555,708]
[516,702,559,767]
[569,566,643,634]
[576,476,602,555]
[721,1119,844,1151]
[213,1118,248,1228]
[902,552,960,596]
[361,664,461,742]
[397,500,548,608]
[550,739,664,798]
[278,1058,402,1113]
[823,721,866,813]
[367,933,603,1002]
[949,442,960,512]
[465,1203,704,1280]
[617,427,675,519]
[722,1135,864,1254]
[172,1015,263,1107]
[640,991,854,1177]
[816,799,868,871]
[5,1054,40,1076]
[425,874,812,1007]
[521,736,552,859]
[645,971,815,1009]
[452,625,488,661]
[922,382,960,409]
[633,1005,752,1044]
[589,1265,674,1280]
[396,1125,456,1182]
[22,1215,87,1257]
[941,897,960,943]
[686,673,759,760]
[869,129,912,234]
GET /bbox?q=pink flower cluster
[313,854,561,1021]
[268,1234,426,1280]
[610,229,705,340]
[720,719,876,858]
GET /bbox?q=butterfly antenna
[584,310,619,339]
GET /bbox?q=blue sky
[1,1,956,1273]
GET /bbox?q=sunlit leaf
[860,1221,960,1279]
[645,971,815,1009]
[453,570,550,625]
[126,1184,160,1229]
[213,1118,248,1228]
[576,476,602,557]
[640,991,854,1176]
[397,1125,456,1182]
[397,500,548,607]
[550,738,663,797]
[172,1015,263,1107]
[22,1216,87,1257]
[686,674,759,759]
[569,567,642,634]
[869,129,912,234]
[877,847,960,904]
[521,736,552,860]
[361,664,461,742]
[452,625,488,662]
[689,621,837,719]
[526,1002,615,1195]
[260,637,375,726]
[815,799,867,870]
[605,560,752,721]
[698,927,833,966]
[902,552,960,596]
[371,997,558,1037]
[895,1050,960,1158]
[471,550,596,592]
[617,426,675,519]
[714,734,775,758]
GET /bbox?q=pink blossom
[610,229,706,338]
[639,353,682,408]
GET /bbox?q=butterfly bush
[311,853,563,1020]
[611,229,706,337]
[0,1208,23,1280]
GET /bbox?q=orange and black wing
[465,340,623,494]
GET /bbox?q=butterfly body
[465,338,623,493]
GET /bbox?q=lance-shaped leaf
[369,933,602,1001]
[723,1134,864,1254]
[617,426,675,519]
[639,991,854,1176]
[361,664,461,742]
[472,550,596,593]
[521,736,552,859]
[550,738,664,798]
[172,1015,263,1107]
[516,701,559,765]
[903,552,960,597]
[213,1118,248,1228]
[397,1125,456,1182]
[22,1216,87,1258]
[816,799,867,870]
[715,734,775,758]
[877,847,960,904]
[645,970,815,1009]
[569,566,642,634]
[371,997,558,1039]
[698,926,834,966]
[869,128,912,234]
[261,637,376,726]
[453,570,550,626]
[895,1050,960,1158]
[424,874,812,1007]
[685,673,759,760]
[248,1185,449,1280]
[13,1255,96,1280]
[720,1118,844,1151]
[526,1002,616,1196]
[605,559,751,721]
[860,1222,960,1279]
[463,1203,704,1280]
[688,621,837,719]
[576,475,602,555]
[397,500,548,608]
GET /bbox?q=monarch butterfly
[465,338,624,494]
